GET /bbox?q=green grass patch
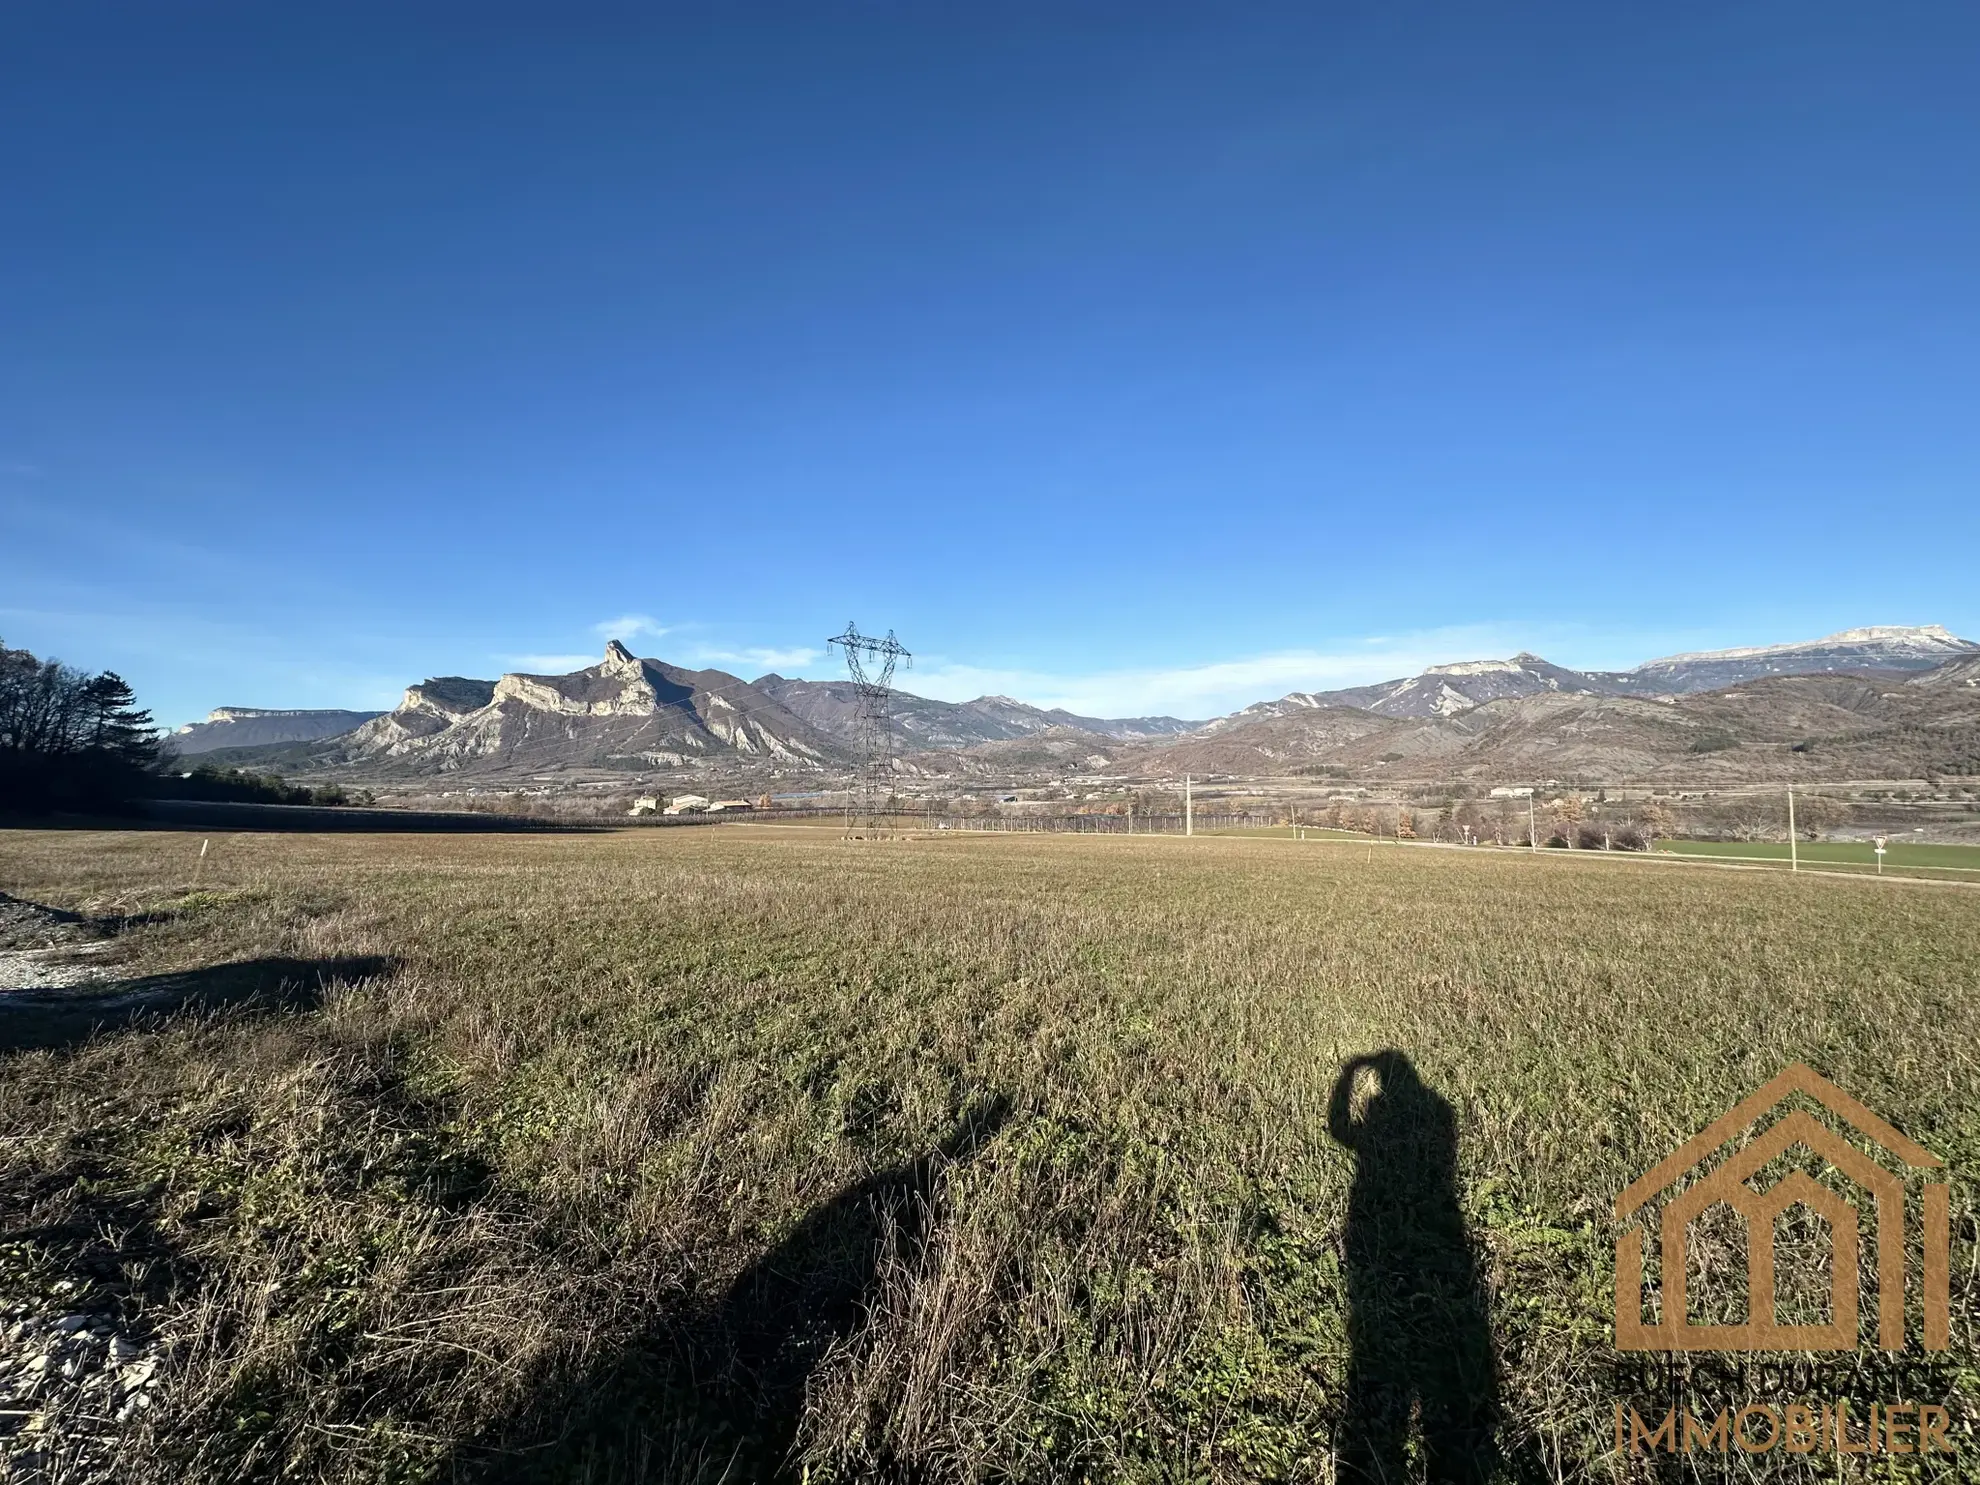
[1660,837,1980,874]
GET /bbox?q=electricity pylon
[826,622,911,838]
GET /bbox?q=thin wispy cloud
[593,614,672,642]
[898,626,1544,719]
[690,644,823,673]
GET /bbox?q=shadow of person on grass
[449,1094,1013,1485]
[0,889,183,947]
[0,955,397,1054]
[1328,1051,1503,1484]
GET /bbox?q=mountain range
[1211,626,1978,724]
[752,674,1195,748]
[1123,626,1979,784]
[178,624,1980,785]
[1138,666,1980,785]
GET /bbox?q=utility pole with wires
[1787,786,1798,873]
[826,622,911,839]
[1185,774,1194,837]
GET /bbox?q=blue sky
[4,4,1977,727]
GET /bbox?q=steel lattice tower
[826,622,911,838]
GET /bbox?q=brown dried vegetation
[0,827,1974,1482]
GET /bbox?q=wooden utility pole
[1528,795,1537,852]
[1185,774,1194,837]
[1787,787,1798,873]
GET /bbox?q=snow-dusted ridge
[1210,625,1978,729]
[1637,625,1972,668]
[1423,659,1526,677]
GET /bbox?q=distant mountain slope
[173,707,382,754]
[912,725,1131,777]
[1676,674,1914,734]
[1600,625,1978,693]
[1209,625,1978,731]
[1132,707,1407,775]
[306,643,841,776]
[1909,653,1980,692]
[1408,693,1727,780]
[752,674,1197,750]
[1208,653,1620,729]
[1144,659,1980,782]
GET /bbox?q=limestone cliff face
[490,643,665,718]
[403,678,498,717]
[330,644,841,774]
[347,677,497,752]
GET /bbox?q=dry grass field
[0,825,1975,1483]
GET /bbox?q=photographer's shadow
[1328,1051,1504,1484]
[449,1095,1013,1483]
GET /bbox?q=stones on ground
[0,1302,164,1481]
[0,893,115,996]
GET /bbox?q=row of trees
[1298,794,1685,849]
[167,764,369,809]
[1,639,365,814]
[0,639,160,811]
[1320,789,1858,848]
[1664,791,1847,842]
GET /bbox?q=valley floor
[0,827,1975,1482]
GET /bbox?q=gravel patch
[0,893,132,998]
[0,1296,165,1482]
[0,945,115,994]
